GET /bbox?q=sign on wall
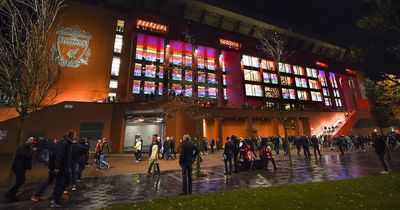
[0,130,7,141]
[56,26,92,68]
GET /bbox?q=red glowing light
[136,19,168,34]
[219,39,241,50]
[316,61,328,68]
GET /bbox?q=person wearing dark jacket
[372,132,389,174]
[3,137,36,203]
[223,137,234,175]
[232,135,240,172]
[50,131,74,208]
[31,139,59,202]
[179,134,198,195]
[311,135,322,159]
[70,141,86,191]
[301,135,311,159]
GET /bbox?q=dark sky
[206,0,400,79]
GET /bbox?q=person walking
[301,135,311,159]
[265,146,277,170]
[99,137,110,169]
[31,139,59,202]
[294,136,302,156]
[171,136,177,159]
[223,137,234,175]
[134,137,142,162]
[50,131,74,208]
[311,135,322,159]
[146,137,160,176]
[179,134,198,195]
[372,132,389,174]
[232,136,240,172]
[210,138,215,153]
[3,137,36,203]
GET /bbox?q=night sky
[206,0,400,79]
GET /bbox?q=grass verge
[105,173,400,210]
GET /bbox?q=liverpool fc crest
[56,26,92,68]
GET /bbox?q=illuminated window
[132,80,141,94]
[116,20,124,33]
[109,79,118,88]
[185,70,193,82]
[306,68,318,78]
[170,40,192,66]
[134,63,142,76]
[208,87,217,98]
[335,98,342,107]
[308,79,320,89]
[261,59,276,71]
[242,55,259,68]
[322,88,330,96]
[171,84,182,95]
[197,46,217,70]
[293,65,305,76]
[136,34,165,62]
[172,67,182,81]
[158,66,164,79]
[198,71,206,83]
[297,90,309,100]
[318,70,327,86]
[208,73,217,84]
[223,75,227,86]
[295,77,308,88]
[223,88,227,99]
[329,72,338,88]
[278,63,292,74]
[310,91,323,102]
[144,81,156,94]
[114,35,123,53]
[184,85,192,97]
[244,69,261,82]
[245,84,263,97]
[158,83,163,95]
[333,89,340,97]
[111,57,120,76]
[325,98,332,106]
[198,86,206,97]
[282,88,296,99]
[281,76,293,86]
[265,87,279,98]
[144,64,156,78]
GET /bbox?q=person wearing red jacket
[265,146,277,170]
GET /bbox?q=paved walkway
[0,150,399,209]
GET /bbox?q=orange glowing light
[316,61,328,68]
[219,39,241,50]
[345,68,356,75]
[136,19,168,34]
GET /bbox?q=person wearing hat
[3,137,36,203]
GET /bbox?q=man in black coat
[179,134,198,195]
[3,137,36,203]
[50,131,74,208]
[223,137,234,175]
[232,135,240,172]
[372,132,389,174]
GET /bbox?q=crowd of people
[3,130,399,206]
[2,130,112,207]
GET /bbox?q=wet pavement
[1,150,399,209]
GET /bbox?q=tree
[0,0,64,145]
[0,0,64,186]
[358,0,400,59]
[377,74,400,116]
[147,22,219,177]
[363,79,395,134]
[254,27,294,166]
